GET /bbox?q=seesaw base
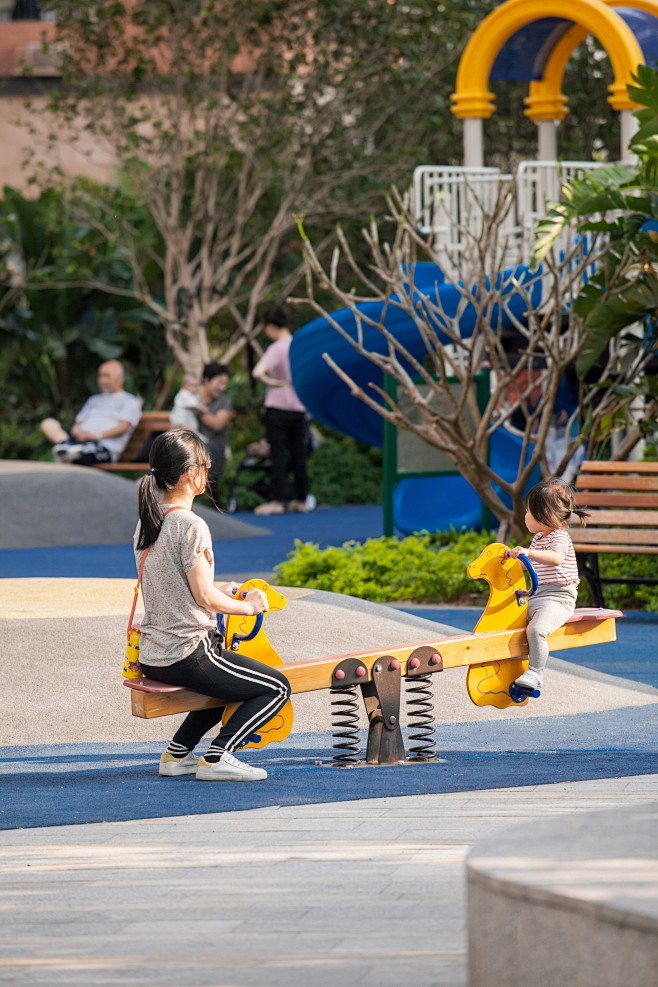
[509,682,541,704]
[313,757,449,769]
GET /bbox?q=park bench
[573,460,658,607]
[94,410,171,473]
[124,555,621,766]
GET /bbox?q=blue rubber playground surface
[2,705,657,830]
[2,503,657,830]
[0,505,385,578]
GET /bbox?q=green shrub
[307,432,382,506]
[0,406,52,462]
[275,529,494,602]
[221,457,270,511]
[276,529,657,609]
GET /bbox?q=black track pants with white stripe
[140,631,291,753]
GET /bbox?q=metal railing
[413,160,612,269]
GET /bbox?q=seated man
[40,360,142,466]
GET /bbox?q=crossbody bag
[122,506,185,679]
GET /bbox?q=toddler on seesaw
[506,477,589,692]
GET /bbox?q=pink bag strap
[127,506,186,639]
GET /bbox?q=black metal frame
[329,647,443,766]
[577,551,658,608]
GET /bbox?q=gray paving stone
[1,778,657,986]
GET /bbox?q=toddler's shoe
[159,752,199,776]
[196,752,268,782]
[514,668,543,690]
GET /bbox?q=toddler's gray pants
[527,583,578,672]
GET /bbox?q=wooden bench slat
[578,509,658,526]
[575,475,658,491]
[579,460,658,474]
[572,462,658,603]
[93,410,171,471]
[572,527,658,545]
[575,492,658,508]
[575,543,658,554]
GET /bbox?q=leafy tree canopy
[29,0,500,375]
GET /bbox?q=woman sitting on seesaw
[134,428,291,782]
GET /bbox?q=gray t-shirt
[133,506,215,666]
[76,391,142,461]
[199,392,233,478]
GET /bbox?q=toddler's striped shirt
[529,527,579,586]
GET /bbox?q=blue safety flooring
[2,708,657,830]
[3,503,657,830]
[0,504,385,578]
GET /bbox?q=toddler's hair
[526,477,589,529]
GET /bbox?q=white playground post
[620,108,639,164]
[537,119,558,162]
[463,118,484,168]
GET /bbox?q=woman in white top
[506,477,589,692]
[134,428,291,782]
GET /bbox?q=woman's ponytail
[137,471,164,549]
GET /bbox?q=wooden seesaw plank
[126,610,619,718]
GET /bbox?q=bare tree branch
[296,173,656,538]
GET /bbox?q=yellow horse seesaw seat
[124,560,622,766]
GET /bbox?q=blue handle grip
[232,611,264,644]
[516,552,539,600]
[217,591,265,643]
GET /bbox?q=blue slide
[290,263,541,533]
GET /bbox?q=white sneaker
[159,752,199,776]
[515,669,543,690]
[53,442,84,463]
[196,752,268,782]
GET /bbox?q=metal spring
[405,673,437,760]
[330,684,361,766]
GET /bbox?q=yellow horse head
[465,542,533,708]
[467,542,530,633]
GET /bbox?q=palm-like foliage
[0,184,166,417]
[533,65,658,381]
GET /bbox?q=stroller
[226,438,271,513]
[226,422,321,513]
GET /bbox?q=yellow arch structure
[452,0,645,120]
[525,0,658,121]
